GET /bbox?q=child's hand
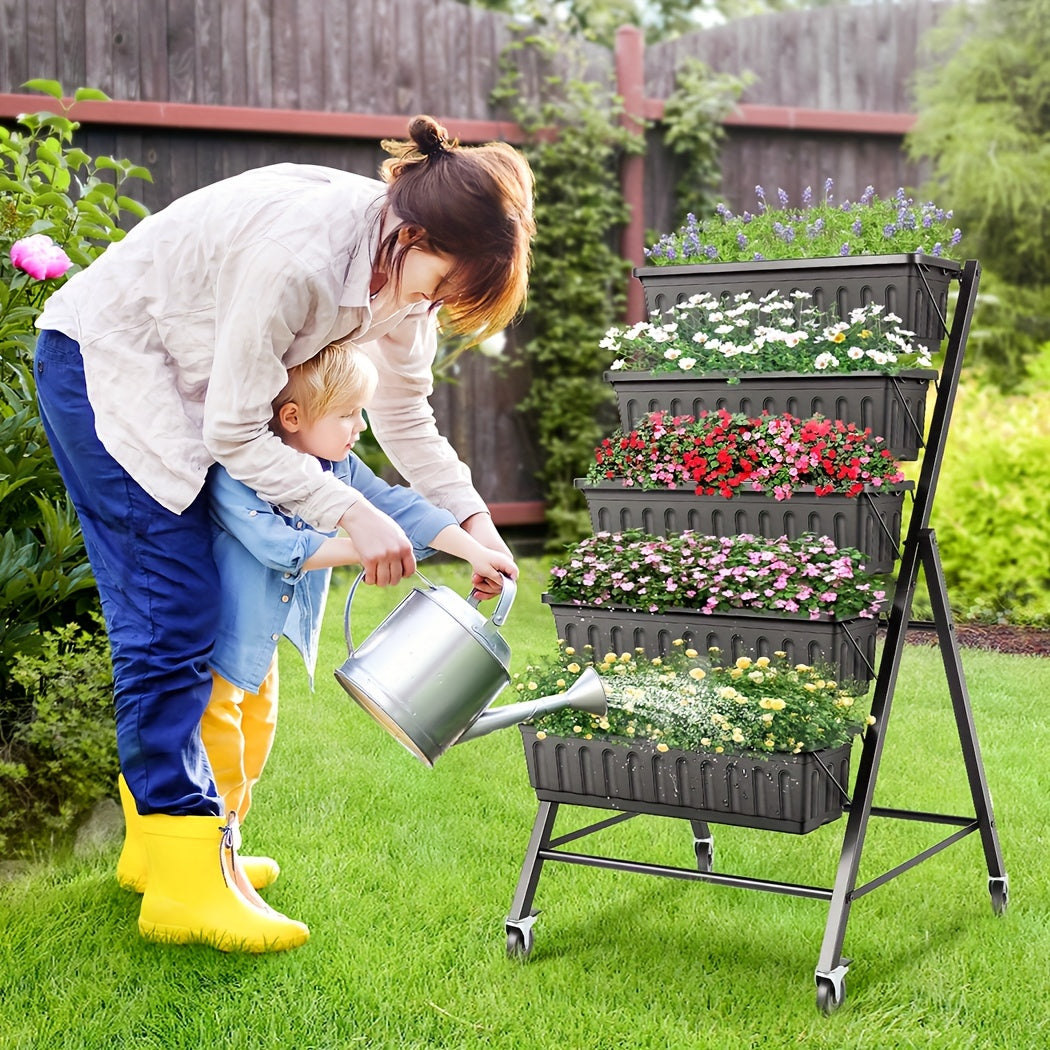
[471,549,517,601]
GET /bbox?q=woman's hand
[338,499,416,586]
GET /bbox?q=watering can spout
[456,667,608,744]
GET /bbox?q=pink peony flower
[9,234,72,280]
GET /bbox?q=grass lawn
[1,556,1047,1049]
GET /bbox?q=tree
[906,0,1050,384]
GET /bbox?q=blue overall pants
[34,329,221,816]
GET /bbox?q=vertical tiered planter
[576,479,911,574]
[634,253,960,350]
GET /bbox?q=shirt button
[281,595,290,603]
[249,510,258,517]
[283,572,292,579]
[271,633,279,641]
[295,521,303,529]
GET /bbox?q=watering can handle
[468,572,516,627]
[343,568,437,656]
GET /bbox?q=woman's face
[395,245,454,307]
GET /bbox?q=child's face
[285,399,369,461]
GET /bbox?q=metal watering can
[333,571,607,766]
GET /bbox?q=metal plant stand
[505,260,1008,1013]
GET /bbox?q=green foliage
[659,57,751,224]
[0,615,118,856]
[929,374,1050,626]
[909,0,1050,383]
[0,82,152,690]
[493,29,643,545]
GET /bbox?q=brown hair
[378,115,535,344]
[272,340,379,428]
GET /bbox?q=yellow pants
[199,658,279,821]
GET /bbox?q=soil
[902,623,1050,656]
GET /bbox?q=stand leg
[506,801,559,957]
[920,530,1008,910]
[690,820,714,872]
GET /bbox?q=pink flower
[9,234,72,280]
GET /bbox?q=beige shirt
[37,163,485,531]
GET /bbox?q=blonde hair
[272,341,378,427]
[378,115,535,344]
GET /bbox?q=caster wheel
[990,881,1009,916]
[506,924,534,959]
[816,976,845,1015]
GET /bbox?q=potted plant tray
[519,725,852,834]
[605,368,935,461]
[541,596,878,689]
[576,479,911,575]
[633,254,960,347]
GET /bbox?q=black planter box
[542,597,878,689]
[520,725,852,834]
[576,479,911,574]
[605,369,935,461]
[633,253,960,349]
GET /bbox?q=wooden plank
[82,0,112,96]
[219,0,247,106]
[270,0,299,109]
[244,0,271,107]
[166,0,198,103]
[371,0,396,115]
[109,0,141,100]
[56,0,87,91]
[193,0,223,105]
[295,0,324,111]
[137,0,168,100]
[0,0,29,92]
[320,0,352,112]
[24,0,58,87]
[347,0,375,112]
[395,0,425,116]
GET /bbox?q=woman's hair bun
[409,115,456,157]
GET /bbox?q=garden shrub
[0,615,118,856]
[930,372,1050,624]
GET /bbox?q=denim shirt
[208,454,458,693]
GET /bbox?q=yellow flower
[685,648,698,658]
[774,650,787,658]
[567,662,580,674]
[651,657,663,666]
[804,683,817,692]
[748,670,764,683]
[731,729,744,743]
[795,663,811,673]
[755,656,770,668]
[831,331,846,343]
[672,638,684,647]
[619,652,632,662]
[656,743,669,753]
[573,725,582,733]
[556,679,566,688]
[735,656,752,669]
[761,713,774,724]
[603,652,617,663]
[860,328,872,338]
[689,667,706,680]
[866,715,877,725]
[527,681,538,691]
[700,737,711,747]
[536,731,546,740]
[730,668,743,679]
[598,718,610,730]
[564,646,575,656]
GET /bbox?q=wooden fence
[0,0,956,523]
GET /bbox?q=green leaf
[72,87,110,103]
[21,79,64,101]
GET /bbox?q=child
[200,341,513,925]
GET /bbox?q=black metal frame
[505,260,1008,1013]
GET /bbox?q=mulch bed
[901,623,1050,657]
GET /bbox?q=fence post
[615,24,646,325]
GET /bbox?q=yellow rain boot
[137,813,309,953]
[115,773,280,893]
[199,668,281,889]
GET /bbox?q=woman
[33,116,534,952]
